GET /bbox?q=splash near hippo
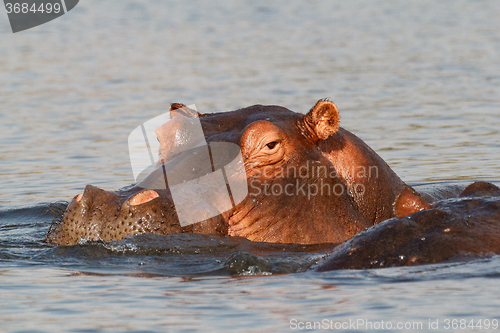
[45,100,500,269]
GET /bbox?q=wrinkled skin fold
[46,101,500,270]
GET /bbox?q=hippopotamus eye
[266,141,278,150]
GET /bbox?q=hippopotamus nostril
[129,190,160,206]
[68,185,117,214]
[66,193,84,212]
[81,185,117,201]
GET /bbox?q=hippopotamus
[45,100,500,269]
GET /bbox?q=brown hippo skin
[314,181,500,271]
[45,100,500,269]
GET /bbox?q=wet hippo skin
[45,101,500,269]
[314,181,500,270]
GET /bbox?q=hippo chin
[46,100,500,269]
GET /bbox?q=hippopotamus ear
[303,99,340,141]
[170,103,200,118]
[394,185,432,218]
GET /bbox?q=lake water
[1,1,500,332]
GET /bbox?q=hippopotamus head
[46,100,427,246]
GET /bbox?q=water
[1,0,500,331]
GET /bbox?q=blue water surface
[1,1,500,332]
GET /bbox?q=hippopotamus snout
[46,184,181,245]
